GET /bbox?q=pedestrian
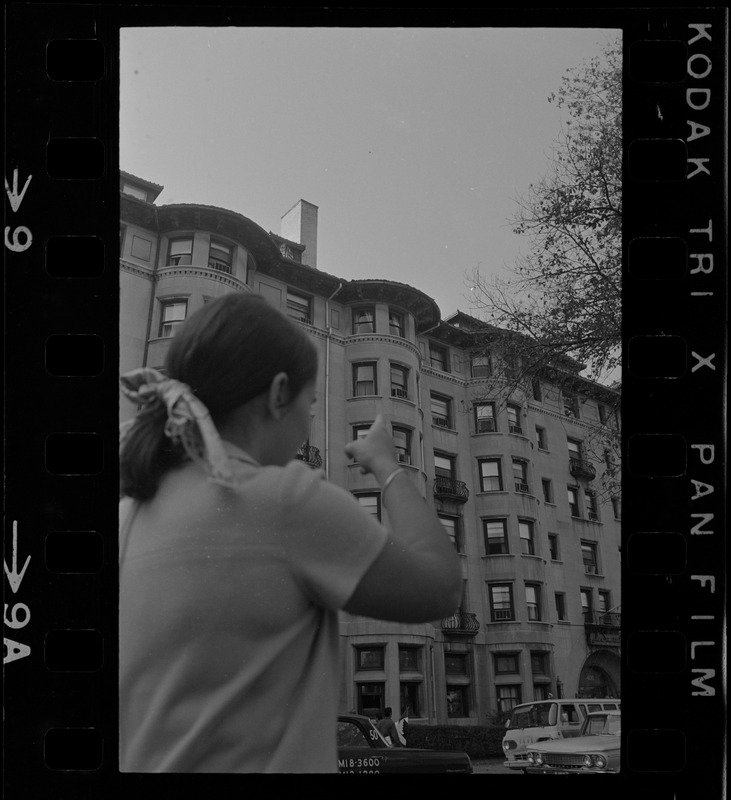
[118,292,462,773]
[376,708,403,747]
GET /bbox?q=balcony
[442,608,480,636]
[391,387,409,400]
[584,610,621,648]
[434,476,469,503]
[295,443,323,469]
[569,458,597,480]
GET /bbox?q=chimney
[281,199,318,269]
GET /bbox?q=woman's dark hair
[120,292,319,499]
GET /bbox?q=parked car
[502,698,621,772]
[524,711,621,774]
[337,713,473,774]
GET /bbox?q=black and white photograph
[118,25,623,774]
[2,6,726,794]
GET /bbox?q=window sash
[480,460,502,492]
[490,585,513,620]
[389,310,405,337]
[353,363,377,396]
[286,291,312,323]
[485,520,508,555]
[168,238,193,265]
[519,522,535,555]
[353,308,375,333]
[526,586,541,620]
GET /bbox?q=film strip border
[3,6,727,796]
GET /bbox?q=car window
[604,703,618,710]
[559,705,580,724]
[587,703,601,713]
[337,720,370,747]
[508,702,555,729]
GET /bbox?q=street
[471,757,518,774]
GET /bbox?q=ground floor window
[400,682,421,718]
[446,685,469,718]
[496,684,522,715]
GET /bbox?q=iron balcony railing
[434,476,469,503]
[584,610,621,628]
[569,457,597,480]
[295,443,323,469]
[442,608,480,635]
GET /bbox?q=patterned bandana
[119,367,237,488]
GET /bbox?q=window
[532,378,542,401]
[399,646,420,672]
[352,424,372,443]
[525,584,541,621]
[286,290,312,324]
[471,353,492,378]
[167,237,193,266]
[599,403,611,425]
[519,520,535,555]
[446,686,469,717]
[564,393,579,418]
[534,684,551,700]
[484,519,508,555]
[548,534,560,561]
[400,682,421,718]
[356,646,385,670]
[357,682,384,717]
[586,491,599,521]
[581,542,599,574]
[353,362,378,396]
[598,590,611,614]
[429,342,449,372]
[479,458,503,492]
[489,583,514,621]
[555,593,567,621]
[279,243,295,260]
[474,402,497,433]
[353,307,376,334]
[445,653,469,675]
[431,394,452,428]
[121,182,148,201]
[612,497,621,520]
[542,479,553,504]
[507,404,523,434]
[568,486,580,517]
[435,453,455,480]
[355,493,381,521]
[536,426,547,449]
[208,239,233,274]
[159,299,187,337]
[494,653,520,674]
[390,364,409,399]
[439,515,461,553]
[531,651,549,675]
[581,588,593,621]
[568,438,582,461]
[513,459,529,493]
[392,426,412,464]
[389,309,405,337]
[496,685,521,714]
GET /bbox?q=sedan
[337,713,473,774]
[525,711,621,774]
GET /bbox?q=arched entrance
[578,650,620,698]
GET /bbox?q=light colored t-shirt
[119,444,388,773]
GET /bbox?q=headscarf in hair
[119,367,237,488]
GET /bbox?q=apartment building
[120,171,621,726]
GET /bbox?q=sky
[120,25,620,322]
